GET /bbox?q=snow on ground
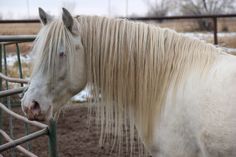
[71,87,92,103]
[4,54,31,66]
[221,47,236,55]
[181,32,236,41]
[181,32,236,55]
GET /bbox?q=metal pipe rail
[0,72,29,98]
[0,130,37,157]
[0,102,46,155]
[0,102,57,156]
[0,128,48,152]
[0,103,47,129]
[1,13,236,23]
[0,72,29,84]
[127,13,236,20]
[0,87,27,98]
[0,20,40,24]
[0,35,36,43]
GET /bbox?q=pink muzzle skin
[23,100,45,121]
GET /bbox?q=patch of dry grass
[146,18,236,32]
[7,62,32,79]
[0,23,40,35]
[1,18,236,35]
[4,42,33,54]
[0,23,39,54]
[219,36,236,48]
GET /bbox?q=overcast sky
[0,0,151,19]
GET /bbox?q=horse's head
[21,8,87,121]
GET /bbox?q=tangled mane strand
[78,15,219,150]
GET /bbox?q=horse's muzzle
[22,100,45,121]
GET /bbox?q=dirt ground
[1,103,150,157]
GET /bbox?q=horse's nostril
[31,100,40,111]
[28,100,41,117]
[27,100,41,120]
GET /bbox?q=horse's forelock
[31,19,78,77]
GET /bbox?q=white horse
[21,8,236,157]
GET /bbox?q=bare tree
[144,0,173,17]
[179,0,236,30]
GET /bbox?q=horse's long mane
[78,15,219,148]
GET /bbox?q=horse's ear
[62,8,74,32]
[38,8,52,25]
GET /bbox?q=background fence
[129,14,236,45]
[1,13,236,45]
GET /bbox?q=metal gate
[0,36,58,157]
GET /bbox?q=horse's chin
[28,109,52,122]
[36,105,53,122]
[27,114,47,122]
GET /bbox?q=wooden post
[0,44,2,145]
[213,17,218,45]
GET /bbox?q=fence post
[3,44,16,157]
[15,43,23,85]
[16,42,32,151]
[0,44,2,145]
[213,17,218,45]
[48,119,58,157]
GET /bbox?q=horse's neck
[79,15,220,146]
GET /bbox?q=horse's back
[152,53,236,157]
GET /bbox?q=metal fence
[0,36,58,157]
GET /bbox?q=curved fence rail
[0,36,58,157]
[0,130,37,157]
[0,73,58,157]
